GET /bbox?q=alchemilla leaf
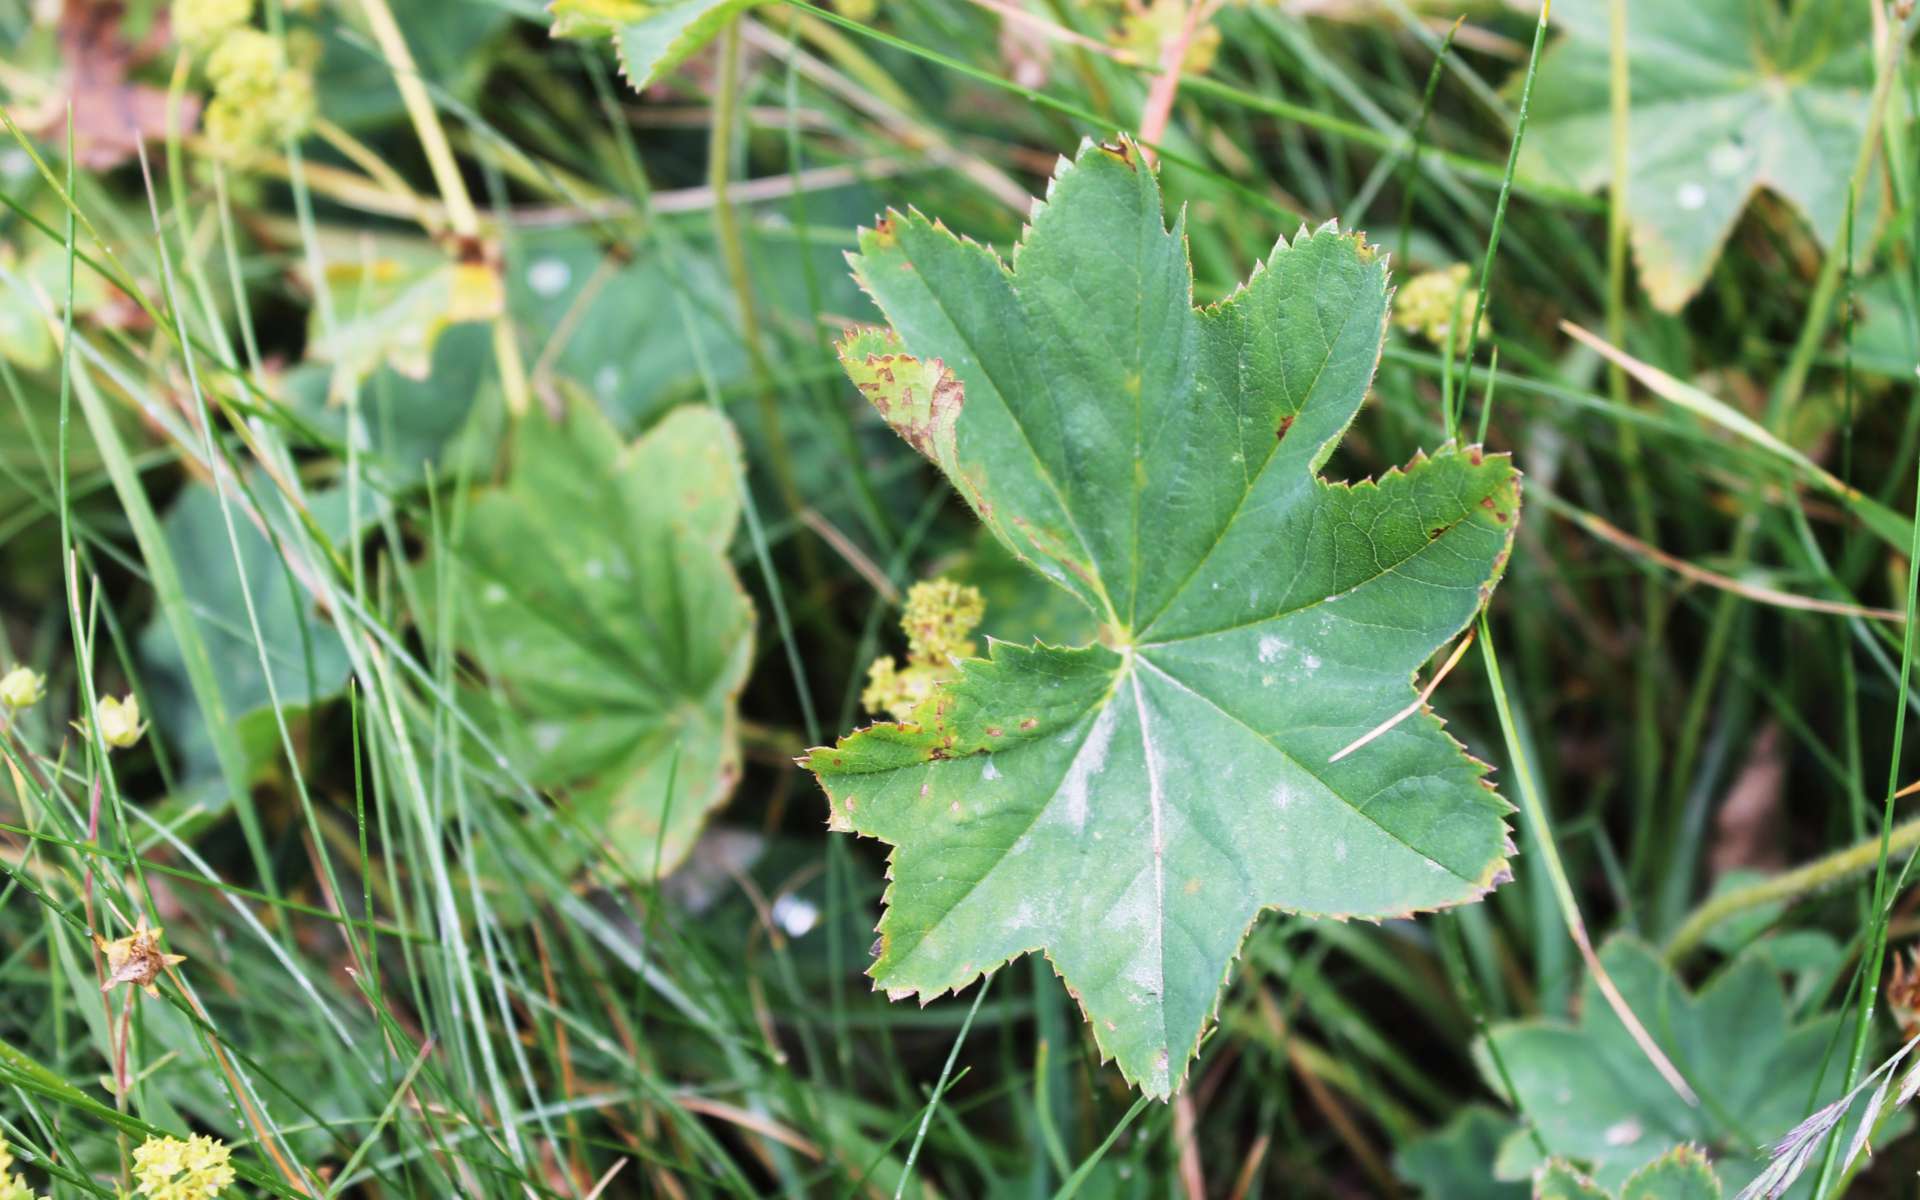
[547,0,763,91]
[1522,0,1876,311]
[803,139,1521,1097]
[436,396,753,880]
[1480,937,1908,1196]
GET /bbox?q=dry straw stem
[962,0,1139,63]
[1480,616,1700,1107]
[353,0,530,415]
[1329,629,1477,762]
[742,16,1033,213]
[1552,500,1907,622]
[1136,0,1221,157]
[1561,321,1884,516]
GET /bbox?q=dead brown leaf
[23,0,200,169]
[1709,722,1788,879]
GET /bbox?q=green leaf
[1537,1160,1611,1200]
[950,529,1102,652]
[1479,937,1903,1195]
[1397,1105,1529,1200]
[433,396,754,880]
[1621,1146,1719,1200]
[1531,1146,1719,1200]
[314,0,510,128]
[1523,0,1876,310]
[284,323,502,492]
[547,0,763,91]
[138,478,360,785]
[1853,273,1920,380]
[803,139,1520,1096]
[306,241,503,398]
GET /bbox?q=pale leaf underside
[1524,0,1875,311]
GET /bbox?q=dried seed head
[94,918,186,998]
[1889,946,1920,1040]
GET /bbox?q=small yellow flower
[172,0,253,49]
[863,578,988,720]
[1118,0,1220,74]
[0,666,45,710]
[861,655,949,723]
[133,1134,233,1200]
[205,28,285,97]
[1392,263,1491,355]
[75,694,145,750]
[261,68,316,142]
[900,578,985,663]
[94,917,186,998]
[0,1136,37,1200]
[200,29,315,158]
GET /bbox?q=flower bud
[0,666,45,711]
[84,694,146,750]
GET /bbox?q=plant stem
[1663,814,1920,963]
[1809,243,1920,1195]
[355,0,531,417]
[1451,0,1548,440]
[1479,615,1699,1105]
[1137,0,1206,156]
[1603,0,1668,901]
[711,17,821,587]
[1393,18,1461,267]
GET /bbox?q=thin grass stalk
[1451,0,1548,439]
[1806,370,1920,1197]
[1479,614,1698,1105]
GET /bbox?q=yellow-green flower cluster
[1392,263,1490,355]
[0,1137,38,1200]
[175,0,315,160]
[1118,0,1220,74]
[0,666,44,711]
[862,578,986,722]
[172,0,251,49]
[132,1135,234,1200]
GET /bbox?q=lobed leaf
[548,0,764,91]
[1482,937,1907,1196]
[1523,0,1877,311]
[805,139,1520,1096]
[433,396,754,880]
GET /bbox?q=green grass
[2,0,1920,1195]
